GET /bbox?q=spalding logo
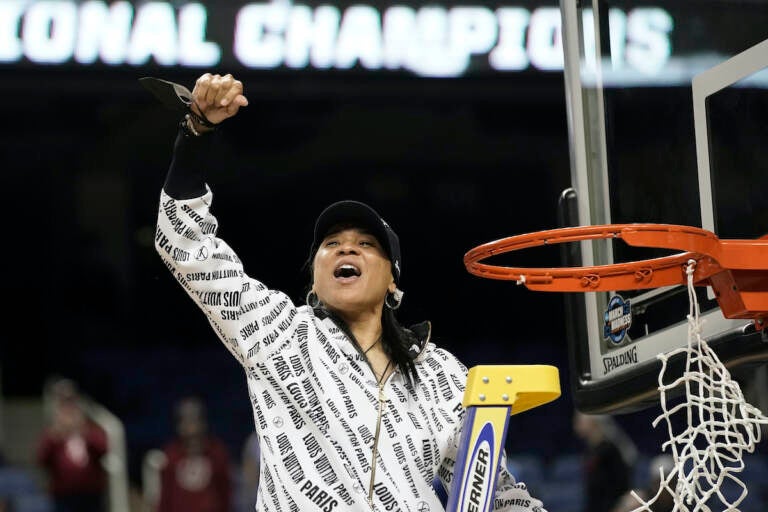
[459,422,495,512]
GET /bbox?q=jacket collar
[311,306,430,362]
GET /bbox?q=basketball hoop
[464,223,768,328]
[465,223,768,511]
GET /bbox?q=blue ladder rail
[445,365,561,512]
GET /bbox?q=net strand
[630,259,768,512]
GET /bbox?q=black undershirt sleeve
[162,125,218,200]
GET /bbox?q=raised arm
[163,73,248,200]
[155,74,298,366]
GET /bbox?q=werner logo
[603,294,632,344]
[459,422,495,512]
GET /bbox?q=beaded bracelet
[181,114,201,137]
[189,102,219,129]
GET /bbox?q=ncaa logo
[603,294,632,344]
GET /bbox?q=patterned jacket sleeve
[435,350,548,512]
[155,131,299,366]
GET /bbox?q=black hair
[380,305,420,386]
[320,299,420,387]
[303,283,421,387]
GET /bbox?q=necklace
[376,359,392,385]
[363,336,382,355]
[362,336,390,384]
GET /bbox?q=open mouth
[334,264,361,279]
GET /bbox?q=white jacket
[156,187,547,512]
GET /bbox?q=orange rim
[463,224,768,293]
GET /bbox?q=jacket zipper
[367,322,432,506]
[325,316,390,507]
[368,377,388,506]
[325,314,433,508]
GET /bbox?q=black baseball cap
[310,200,402,284]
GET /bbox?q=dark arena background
[2,1,767,511]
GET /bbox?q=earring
[306,290,320,308]
[385,288,404,310]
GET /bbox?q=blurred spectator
[573,410,632,512]
[238,432,260,512]
[157,396,231,512]
[36,378,108,512]
[0,447,11,512]
[0,494,13,512]
[612,454,677,512]
[0,496,13,512]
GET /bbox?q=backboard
[558,0,768,413]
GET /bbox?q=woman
[155,72,547,511]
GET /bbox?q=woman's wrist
[189,115,214,134]
[181,114,213,137]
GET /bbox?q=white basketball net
[630,259,768,512]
